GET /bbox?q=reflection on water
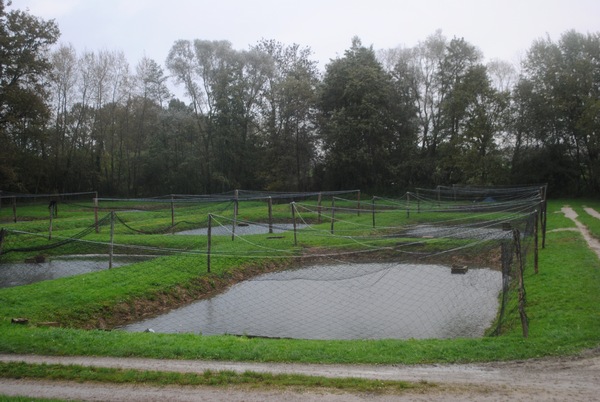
[0,257,146,288]
[122,263,502,340]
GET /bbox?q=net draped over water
[0,186,545,339]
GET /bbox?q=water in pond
[122,263,502,340]
[177,223,306,236]
[0,256,149,288]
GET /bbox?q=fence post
[0,228,5,256]
[291,202,298,246]
[357,190,361,216]
[406,192,410,219]
[513,228,529,338]
[268,196,273,234]
[94,194,99,233]
[171,195,175,234]
[109,211,115,269]
[330,197,336,234]
[12,197,17,223]
[48,204,54,240]
[317,192,322,224]
[534,210,539,274]
[372,196,376,228]
[207,214,212,273]
[231,198,238,241]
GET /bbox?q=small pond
[177,223,307,236]
[0,256,151,288]
[122,263,502,340]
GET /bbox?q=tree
[0,0,59,190]
[253,39,320,191]
[319,37,416,192]
[515,30,600,195]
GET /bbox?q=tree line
[1,1,599,197]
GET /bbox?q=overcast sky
[15,0,600,71]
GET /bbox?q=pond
[0,256,150,288]
[121,262,502,340]
[177,223,307,236]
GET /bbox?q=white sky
[14,0,600,72]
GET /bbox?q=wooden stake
[207,214,212,273]
[291,202,297,246]
[12,197,17,223]
[94,197,99,233]
[231,198,238,241]
[109,211,115,269]
[372,196,376,228]
[48,204,54,240]
[171,195,175,234]
[268,196,273,234]
[513,228,529,338]
[330,197,335,234]
[317,192,322,224]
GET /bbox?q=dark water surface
[122,263,502,340]
[0,256,147,288]
[177,223,306,236]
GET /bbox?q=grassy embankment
[0,198,598,366]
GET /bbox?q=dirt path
[562,206,600,259]
[1,205,599,401]
[1,350,600,401]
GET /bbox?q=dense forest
[1,1,599,197]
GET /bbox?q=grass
[0,361,427,394]
[0,198,598,367]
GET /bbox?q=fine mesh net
[0,186,544,339]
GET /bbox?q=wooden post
[534,210,539,274]
[330,197,336,234]
[171,195,175,234]
[513,228,528,338]
[406,192,410,219]
[207,214,212,273]
[357,190,361,216]
[268,196,273,234]
[12,197,17,223]
[94,196,99,233]
[372,196,376,228]
[0,228,6,256]
[109,211,115,269]
[231,198,238,241]
[417,189,420,213]
[291,202,297,246]
[317,192,322,224]
[48,203,54,240]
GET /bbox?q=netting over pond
[0,186,545,339]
